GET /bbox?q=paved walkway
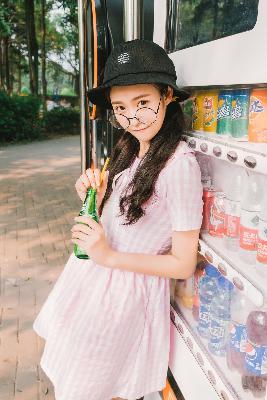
[0,135,81,400]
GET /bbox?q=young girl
[33,39,203,400]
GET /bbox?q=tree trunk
[3,37,11,94]
[25,0,39,95]
[0,39,4,89]
[18,52,22,94]
[74,72,80,96]
[40,0,47,110]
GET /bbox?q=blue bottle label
[229,323,247,353]
[209,317,229,350]
[245,340,267,376]
[199,303,211,330]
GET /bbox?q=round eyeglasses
[109,97,162,130]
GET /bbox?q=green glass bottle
[74,188,99,259]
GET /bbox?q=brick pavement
[0,135,82,400]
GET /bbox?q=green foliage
[42,106,80,134]
[21,86,30,95]
[0,90,42,143]
[60,87,75,96]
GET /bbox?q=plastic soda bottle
[192,91,205,131]
[242,307,267,397]
[257,194,267,266]
[224,170,245,252]
[231,89,250,140]
[209,192,226,237]
[217,90,233,136]
[197,264,221,338]
[208,276,234,356]
[226,290,255,373]
[74,188,99,259]
[239,173,263,264]
[202,187,217,232]
[192,259,207,321]
[248,88,267,143]
[203,90,218,133]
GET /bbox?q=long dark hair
[99,84,185,224]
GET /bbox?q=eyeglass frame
[110,96,163,129]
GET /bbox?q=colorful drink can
[248,89,267,143]
[217,90,233,136]
[209,192,226,237]
[192,92,205,131]
[202,187,217,231]
[203,91,218,133]
[231,89,250,140]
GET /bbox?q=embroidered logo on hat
[117,52,130,64]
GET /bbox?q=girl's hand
[71,216,113,266]
[74,168,109,208]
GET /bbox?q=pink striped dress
[33,141,203,400]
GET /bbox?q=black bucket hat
[88,39,190,109]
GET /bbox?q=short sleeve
[161,153,203,231]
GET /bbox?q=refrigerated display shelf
[170,304,238,400]
[182,131,267,175]
[171,302,260,400]
[199,233,266,307]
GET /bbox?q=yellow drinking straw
[100,157,110,185]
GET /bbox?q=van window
[165,0,259,53]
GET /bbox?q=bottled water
[208,276,234,356]
[197,264,220,338]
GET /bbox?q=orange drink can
[248,89,267,143]
[203,90,219,133]
[192,91,205,131]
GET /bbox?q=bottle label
[225,199,241,238]
[240,209,259,250]
[199,303,211,330]
[229,322,247,353]
[209,317,229,350]
[257,219,267,264]
[245,340,267,376]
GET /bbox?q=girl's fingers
[94,169,101,187]
[72,231,90,242]
[75,180,87,194]
[86,168,96,189]
[74,216,102,231]
[71,223,93,235]
[79,173,90,188]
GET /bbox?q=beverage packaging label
[192,93,204,131]
[209,193,225,237]
[231,90,250,139]
[225,198,241,238]
[240,209,259,250]
[257,218,267,264]
[229,322,247,353]
[209,317,229,350]
[203,92,218,133]
[217,93,232,135]
[245,340,267,376]
[199,303,211,330]
[248,89,267,143]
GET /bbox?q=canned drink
[231,89,250,140]
[202,187,217,232]
[209,192,226,237]
[248,88,267,143]
[203,91,218,133]
[192,92,205,131]
[217,90,233,136]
